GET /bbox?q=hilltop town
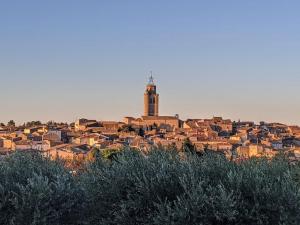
[1,77,300,162]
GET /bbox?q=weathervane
[148,71,155,85]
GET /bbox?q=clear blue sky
[1,0,300,125]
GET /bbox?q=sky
[1,0,300,125]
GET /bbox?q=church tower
[144,75,159,117]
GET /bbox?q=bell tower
[144,75,159,117]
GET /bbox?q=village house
[0,129,9,137]
[101,121,123,132]
[236,144,264,158]
[43,130,61,142]
[75,119,99,131]
[3,137,22,149]
[24,127,40,134]
[46,143,90,160]
[31,140,51,151]
[12,140,32,151]
[130,136,152,151]
[125,116,181,132]
[75,133,111,146]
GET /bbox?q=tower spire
[148,71,154,85]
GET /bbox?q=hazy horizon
[1,1,300,125]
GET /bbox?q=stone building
[75,119,99,131]
[124,76,181,131]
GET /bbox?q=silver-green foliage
[0,152,84,225]
[1,150,300,225]
[82,150,300,225]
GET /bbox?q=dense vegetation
[1,149,300,225]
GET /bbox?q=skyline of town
[2,75,299,126]
[1,76,299,128]
[2,72,300,168]
[1,74,300,163]
[2,93,300,126]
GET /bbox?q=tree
[182,138,196,154]
[137,128,145,137]
[166,142,177,151]
[102,148,121,161]
[88,147,102,161]
[47,120,58,127]
[0,123,5,127]
[26,121,42,127]
[7,120,15,127]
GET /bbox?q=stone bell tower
[144,75,159,117]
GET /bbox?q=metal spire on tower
[148,71,155,85]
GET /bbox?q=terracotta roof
[142,116,179,120]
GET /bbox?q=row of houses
[2,117,300,161]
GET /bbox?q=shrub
[82,150,300,225]
[0,152,85,225]
[1,149,300,225]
